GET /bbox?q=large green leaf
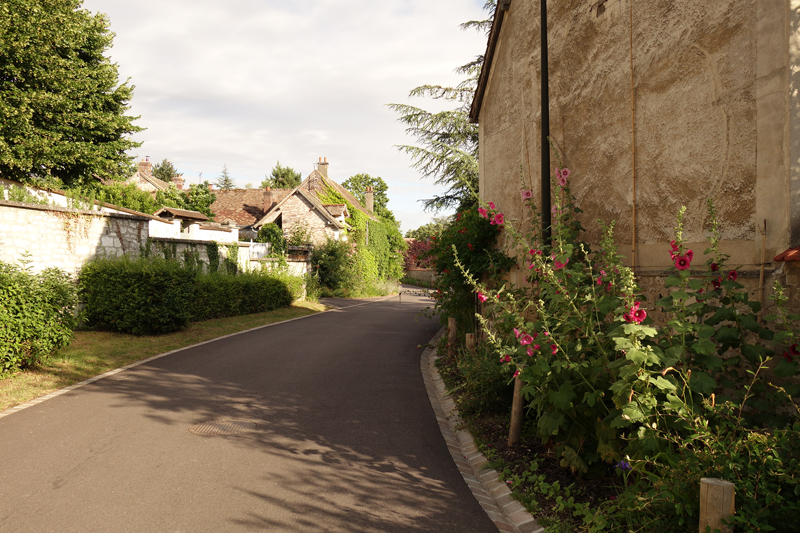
[688,371,716,395]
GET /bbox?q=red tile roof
[211,189,291,227]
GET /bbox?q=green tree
[260,161,301,189]
[0,0,142,188]
[404,216,452,240]
[387,2,494,212]
[341,173,394,220]
[152,158,182,182]
[216,164,235,190]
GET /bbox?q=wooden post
[507,377,524,446]
[448,317,457,360]
[465,333,476,354]
[699,478,735,533]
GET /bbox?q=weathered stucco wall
[478,0,796,282]
[279,195,339,246]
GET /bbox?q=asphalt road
[0,292,497,532]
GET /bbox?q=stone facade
[266,194,340,246]
[473,0,800,307]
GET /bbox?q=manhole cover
[188,419,257,436]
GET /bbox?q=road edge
[420,327,544,533]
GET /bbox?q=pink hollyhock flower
[623,302,647,324]
[670,240,678,252]
[492,213,505,226]
[488,201,496,210]
[502,355,511,363]
[478,207,487,218]
[533,344,540,350]
[527,347,534,357]
[675,255,691,270]
[560,168,571,179]
[513,369,520,378]
[550,344,558,355]
[711,263,719,272]
[467,243,473,250]
[597,277,603,285]
[520,334,534,346]
[557,174,567,187]
[686,249,694,261]
[514,327,521,339]
[477,291,488,303]
[554,258,569,270]
[727,270,738,281]
[544,332,550,336]
[521,189,533,200]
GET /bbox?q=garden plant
[440,155,800,531]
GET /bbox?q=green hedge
[79,257,294,335]
[79,257,195,335]
[0,263,77,375]
[190,273,293,321]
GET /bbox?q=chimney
[171,176,184,190]
[263,186,273,212]
[365,186,374,214]
[318,156,329,179]
[138,157,152,178]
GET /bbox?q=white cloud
[81,0,488,232]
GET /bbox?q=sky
[79,0,489,234]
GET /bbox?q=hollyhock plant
[674,255,691,270]
[727,270,738,281]
[520,333,534,346]
[521,189,533,201]
[478,207,488,219]
[491,213,505,226]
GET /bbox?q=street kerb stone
[421,327,543,533]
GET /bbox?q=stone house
[126,158,172,192]
[469,0,800,307]
[211,158,377,246]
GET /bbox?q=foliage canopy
[0,0,142,187]
[261,161,301,189]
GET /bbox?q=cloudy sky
[79,0,489,233]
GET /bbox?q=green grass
[0,301,326,412]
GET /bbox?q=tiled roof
[153,206,209,221]
[252,187,346,230]
[128,170,171,191]
[210,189,292,227]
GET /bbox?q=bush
[0,262,77,375]
[190,271,293,321]
[455,344,514,417]
[311,238,357,294]
[256,223,287,255]
[79,256,195,335]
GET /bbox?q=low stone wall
[404,268,436,285]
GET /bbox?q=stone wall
[476,0,798,307]
[404,268,436,285]
[0,201,250,275]
[280,194,339,245]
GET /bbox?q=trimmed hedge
[79,257,294,335]
[190,273,293,321]
[79,257,195,335]
[0,263,77,375]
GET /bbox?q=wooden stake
[448,317,457,361]
[699,478,735,533]
[465,333,476,354]
[759,219,767,323]
[508,377,524,446]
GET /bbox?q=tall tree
[216,164,235,190]
[0,0,142,188]
[404,216,452,240]
[260,161,301,189]
[342,173,394,220]
[388,1,495,212]
[152,158,182,182]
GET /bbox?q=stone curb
[420,327,544,533]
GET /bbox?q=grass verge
[0,301,326,412]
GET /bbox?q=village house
[470,0,800,308]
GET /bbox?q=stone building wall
[279,194,338,245]
[476,0,800,308]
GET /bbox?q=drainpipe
[541,0,551,247]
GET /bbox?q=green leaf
[715,326,740,344]
[691,338,717,356]
[688,371,716,395]
[774,358,798,378]
[697,325,716,338]
[665,275,682,288]
[622,402,645,422]
[548,382,577,410]
[652,376,677,392]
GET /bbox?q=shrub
[256,223,287,255]
[79,256,195,335]
[311,238,357,294]
[190,271,293,321]
[455,344,515,417]
[0,262,77,375]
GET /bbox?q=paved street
[0,292,497,532]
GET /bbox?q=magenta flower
[554,258,569,270]
[478,207,488,218]
[477,291,488,303]
[623,302,647,324]
[550,344,557,355]
[527,347,534,357]
[557,174,567,187]
[670,240,678,252]
[560,168,570,179]
[502,355,511,363]
[488,201,496,210]
[533,344,540,350]
[513,369,520,378]
[711,262,719,272]
[520,189,533,201]
[520,334,534,346]
[491,213,505,226]
[514,327,521,339]
[727,270,738,281]
[685,249,694,261]
[674,255,691,270]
